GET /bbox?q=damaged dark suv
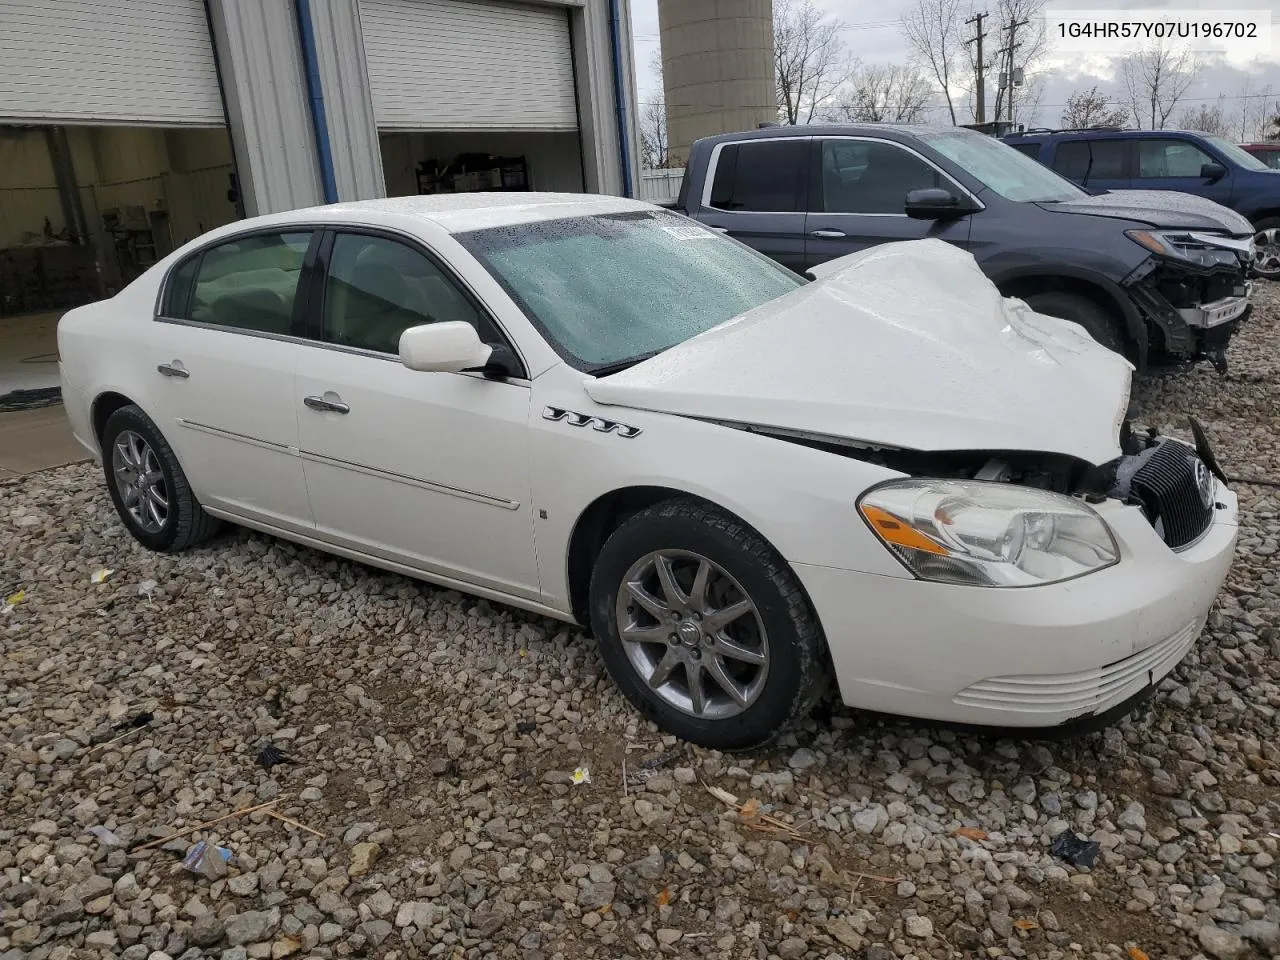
[671,124,1255,371]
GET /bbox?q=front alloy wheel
[589,498,828,750]
[1253,220,1280,280]
[616,549,769,720]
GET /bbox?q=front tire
[1252,218,1280,280]
[101,404,221,552]
[588,498,827,750]
[1023,290,1128,355]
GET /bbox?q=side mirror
[905,187,978,220]
[399,321,492,373]
[1200,162,1227,182]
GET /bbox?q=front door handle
[809,229,847,239]
[709,226,730,234]
[304,394,350,415]
[157,361,189,379]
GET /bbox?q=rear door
[1133,137,1233,206]
[692,138,810,271]
[804,137,974,269]
[147,230,316,532]
[1048,138,1130,192]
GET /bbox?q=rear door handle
[809,229,847,239]
[157,361,189,379]
[304,394,350,415]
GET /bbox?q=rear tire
[1252,217,1280,280]
[101,404,221,552]
[1023,290,1128,355]
[588,498,828,750]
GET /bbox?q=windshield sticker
[652,214,715,240]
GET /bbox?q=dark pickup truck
[664,124,1256,371]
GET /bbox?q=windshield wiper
[589,350,663,378]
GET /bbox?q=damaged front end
[1123,230,1254,373]
[759,413,1226,554]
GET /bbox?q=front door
[804,137,973,269]
[693,138,810,272]
[146,229,316,532]
[294,230,539,599]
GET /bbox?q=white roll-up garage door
[361,0,578,132]
[0,0,224,126]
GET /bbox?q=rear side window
[1051,141,1090,181]
[186,232,313,335]
[161,255,199,318]
[1009,142,1042,159]
[708,140,807,212]
[1052,140,1126,183]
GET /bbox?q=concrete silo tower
[657,0,776,167]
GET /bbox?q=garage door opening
[380,131,584,197]
[0,124,239,412]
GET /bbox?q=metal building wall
[207,0,639,215]
[657,0,775,166]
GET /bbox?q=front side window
[185,231,312,334]
[322,233,487,355]
[456,211,803,371]
[708,140,808,212]
[918,128,1085,202]
[820,140,943,214]
[1137,139,1214,178]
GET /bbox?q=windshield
[919,129,1086,202]
[1202,134,1270,171]
[456,211,804,371]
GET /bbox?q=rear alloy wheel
[1252,219,1280,280]
[101,404,221,552]
[1023,290,1128,356]
[589,498,827,749]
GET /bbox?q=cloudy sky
[631,0,1280,137]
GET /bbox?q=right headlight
[858,479,1119,587]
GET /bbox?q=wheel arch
[91,391,139,448]
[996,269,1147,367]
[564,484,814,632]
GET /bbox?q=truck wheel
[588,498,828,750]
[1024,291,1128,356]
[1252,219,1280,280]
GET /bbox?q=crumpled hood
[1041,189,1254,237]
[584,239,1134,466]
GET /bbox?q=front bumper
[796,480,1238,729]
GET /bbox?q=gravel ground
[3,288,1278,960]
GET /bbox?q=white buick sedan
[58,194,1238,749]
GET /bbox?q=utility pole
[965,12,988,124]
[996,17,1029,125]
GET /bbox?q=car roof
[234,193,656,235]
[693,122,967,148]
[1007,128,1215,141]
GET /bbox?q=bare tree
[1234,81,1275,141]
[1060,86,1130,129]
[1179,99,1232,138]
[901,0,970,125]
[828,64,935,123]
[638,51,669,169]
[1120,42,1198,130]
[774,0,854,125]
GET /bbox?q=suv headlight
[1126,229,1251,267]
[858,480,1118,587]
